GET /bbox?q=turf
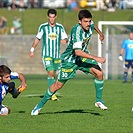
[1,74,132,133]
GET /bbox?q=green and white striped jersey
[36,22,67,59]
[61,21,94,63]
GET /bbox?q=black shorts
[125,60,133,69]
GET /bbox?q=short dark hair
[47,9,57,16]
[78,9,92,20]
[0,65,11,77]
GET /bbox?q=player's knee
[92,65,101,71]
[96,71,103,79]
[48,70,55,77]
[54,82,63,91]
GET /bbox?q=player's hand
[17,83,27,92]
[60,39,67,44]
[99,34,104,42]
[95,57,106,64]
[118,55,123,61]
[29,52,34,58]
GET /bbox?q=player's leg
[123,60,129,83]
[42,57,58,101]
[51,58,61,101]
[78,59,107,110]
[31,62,77,115]
[132,69,133,83]
[31,80,65,115]
[47,70,57,101]
[0,105,10,116]
[131,60,133,83]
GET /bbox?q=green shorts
[42,57,61,72]
[58,58,98,83]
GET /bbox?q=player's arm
[17,73,27,92]
[94,25,104,43]
[60,27,68,44]
[75,49,106,64]
[60,38,68,44]
[119,48,124,61]
[30,38,40,58]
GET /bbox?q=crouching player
[0,65,27,116]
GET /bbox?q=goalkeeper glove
[17,86,27,93]
[118,54,123,61]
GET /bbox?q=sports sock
[37,88,54,108]
[94,78,104,102]
[124,71,128,81]
[48,76,55,88]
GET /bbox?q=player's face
[48,13,57,26]
[129,32,133,40]
[79,18,92,31]
[2,74,11,83]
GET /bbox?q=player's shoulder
[91,20,94,25]
[39,22,49,28]
[55,22,64,28]
[72,24,82,31]
[10,72,19,79]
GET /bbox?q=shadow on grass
[39,109,102,116]
[27,94,62,99]
[18,111,26,113]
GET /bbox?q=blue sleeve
[10,72,19,80]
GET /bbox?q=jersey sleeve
[61,26,68,39]
[10,72,19,79]
[72,26,83,50]
[122,40,126,49]
[36,24,44,40]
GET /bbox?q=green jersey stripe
[36,22,67,59]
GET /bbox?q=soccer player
[31,9,108,116]
[0,65,27,116]
[29,9,68,101]
[119,31,133,83]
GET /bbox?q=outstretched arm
[94,25,104,43]
[75,50,106,64]
[17,73,27,92]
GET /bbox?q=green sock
[48,76,55,88]
[37,88,54,108]
[94,78,104,102]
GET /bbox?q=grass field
[1,74,132,133]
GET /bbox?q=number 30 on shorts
[62,72,68,78]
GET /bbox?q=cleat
[95,102,108,110]
[51,94,58,101]
[31,105,42,116]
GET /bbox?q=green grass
[1,74,132,133]
[0,8,133,34]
